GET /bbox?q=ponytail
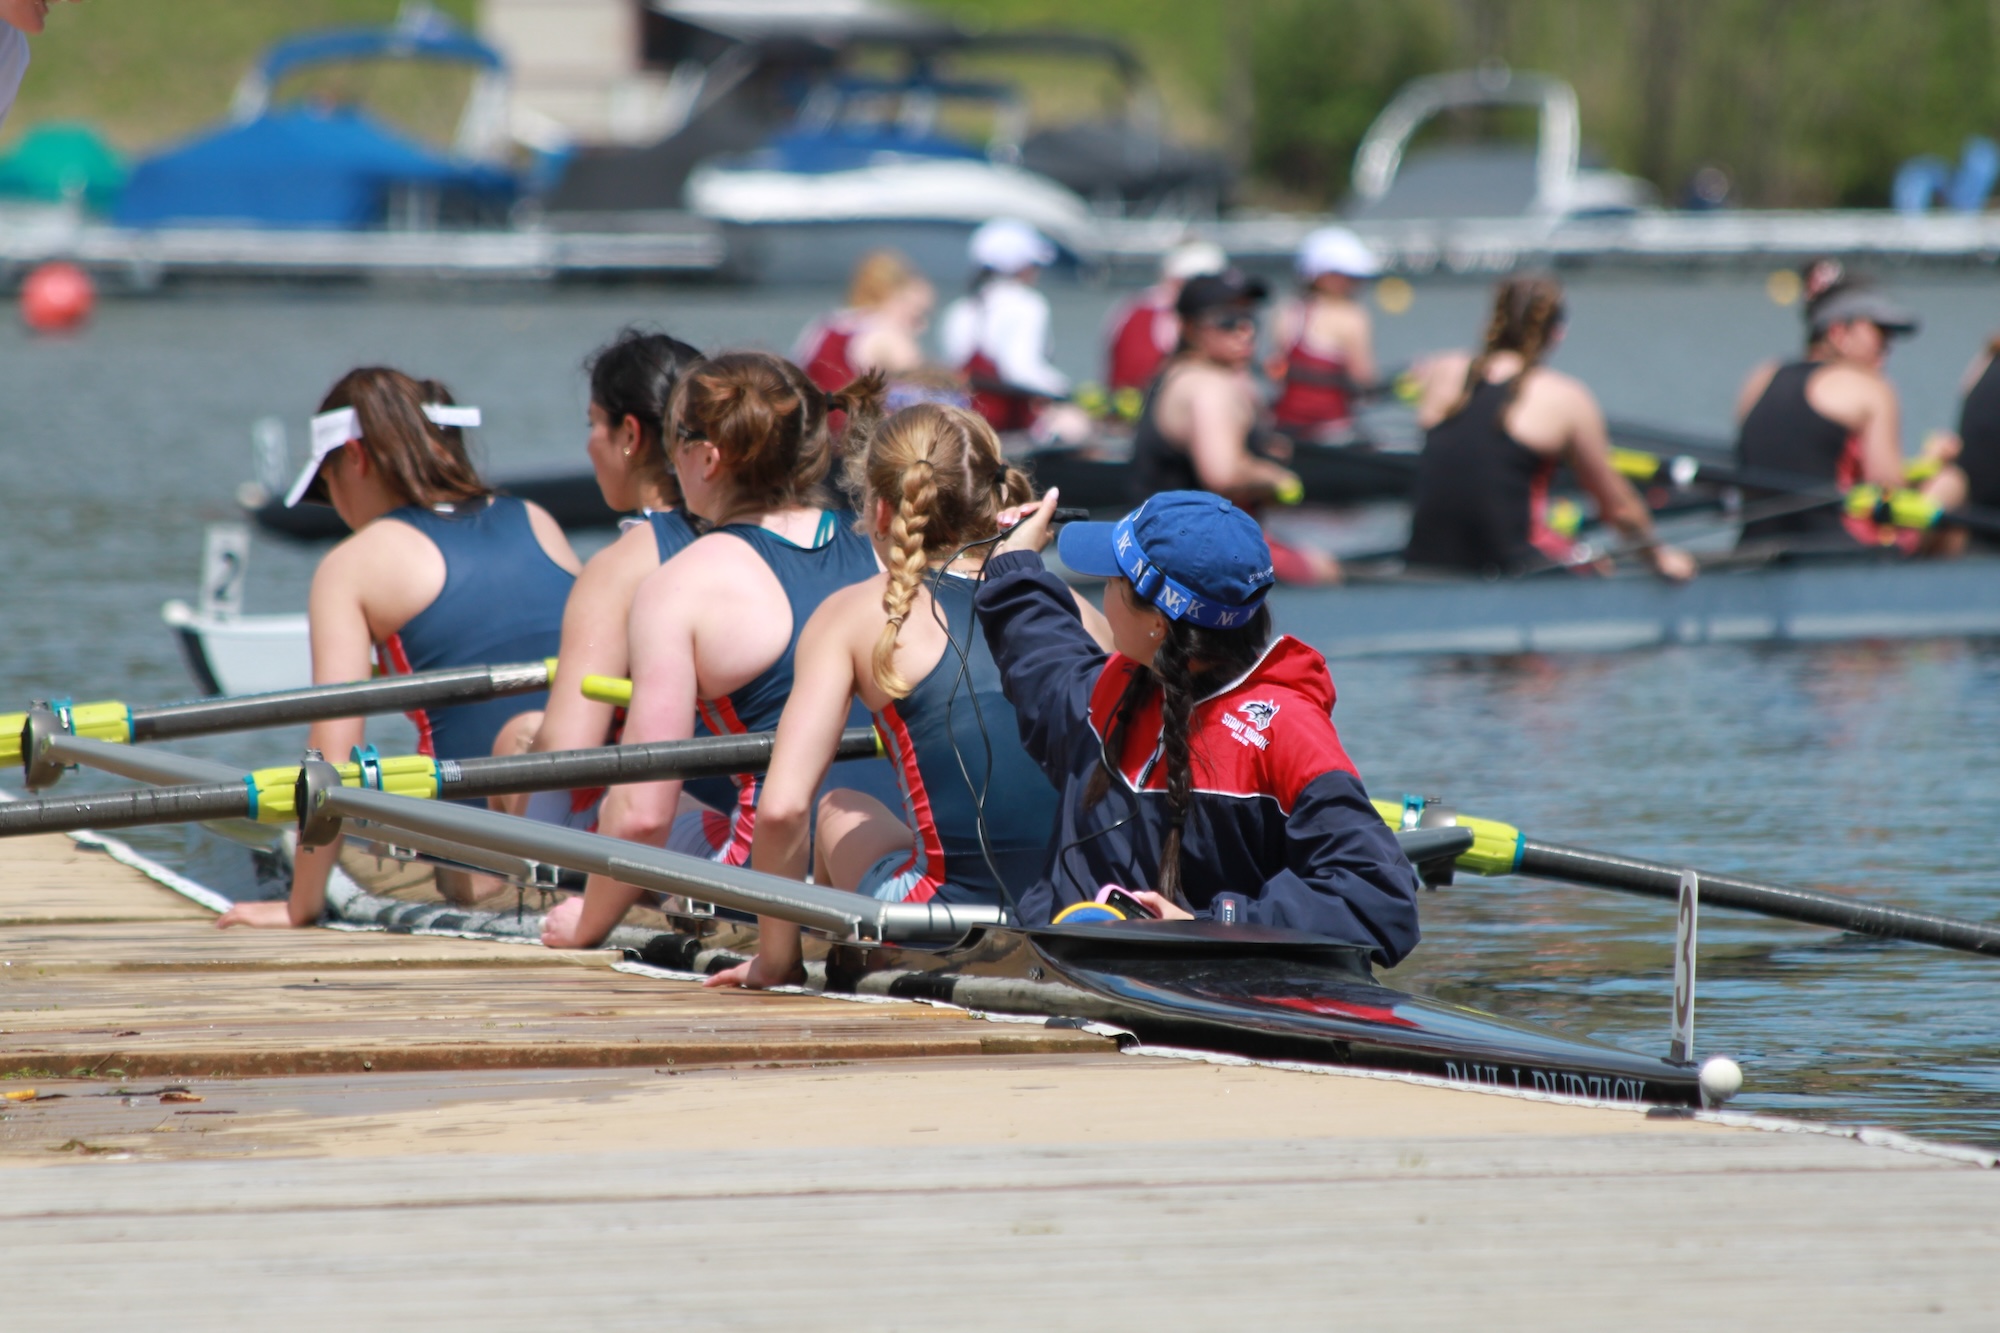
[841,399,1031,699]
[1448,274,1566,419]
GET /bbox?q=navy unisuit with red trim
[974,549,1421,964]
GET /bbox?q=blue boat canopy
[115,108,514,230]
[114,6,518,231]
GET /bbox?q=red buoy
[21,262,95,333]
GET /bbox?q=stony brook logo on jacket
[1087,638,1348,811]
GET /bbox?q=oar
[1375,799,2000,958]
[0,728,883,839]
[3,659,559,773]
[1608,448,2000,541]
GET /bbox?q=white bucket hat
[969,218,1057,273]
[1162,240,1227,283]
[1296,226,1382,280]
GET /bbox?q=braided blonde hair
[1447,274,1567,419]
[842,403,1035,698]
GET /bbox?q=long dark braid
[1083,582,1274,908]
[1448,274,1566,418]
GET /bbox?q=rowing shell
[1279,552,2000,659]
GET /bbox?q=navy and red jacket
[975,549,1421,965]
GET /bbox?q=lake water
[3,270,1997,1147]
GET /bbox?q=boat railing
[1351,66,1581,217]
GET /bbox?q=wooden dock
[3,826,1996,1329]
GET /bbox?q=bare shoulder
[573,522,659,601]
[331,512,439,581]
[520,500,582,574]
[1521,365,1592,408]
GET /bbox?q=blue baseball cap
[1058,491,1275,629]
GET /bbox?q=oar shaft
[0,728,880,841]
[43,734,243,786]
[1518,840,2000,958]
[0,781,250,837]
[130,660,553,742]
[324,785,995,942]
[437,728,879,802]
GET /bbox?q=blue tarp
[114,106,513,229]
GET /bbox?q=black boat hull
[815,920,1703,1107]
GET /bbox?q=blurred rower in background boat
[709,402,1112,990]
[1934,331,2000,551]
[941,219,1091,444]
[1267,227,1382,443]
[1132,269,1341,584]
[792,250,935,395]
[542,354,894,949]
[1101,239,1227,405]
[490,330,704,828]
[977,489,1421,959]
[218,368,579,929]
[1405,275,1695,581]
[1733,260,1961,554]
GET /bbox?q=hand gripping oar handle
[3,659,557,770]
[0,728,883,839]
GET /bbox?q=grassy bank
[2,0,476,152]
[12,0,2000,209]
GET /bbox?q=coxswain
[1404,275,1695,580]
[540,354,897,949]
[489,329,705,828]
[1102,240,1227,397]
[218,368,579,928]
[1268,226,1382,441]
[791,249,935,395]
[973,489,1422,961]
[1131,269,1340,584]
[708,402,1113,989]
[940,219,1075,435]
[1734,263,1954,553]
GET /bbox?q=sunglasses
[1199,312,1257,333]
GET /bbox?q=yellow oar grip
[1372,798,1524,877]
[1609,447,1661,483]
[0,701,133,766]
[245,754,441,823]
[581,675,633,707]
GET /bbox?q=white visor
[282,403,481,508]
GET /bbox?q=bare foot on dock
[540,896,590,949]
[215,900,295,929]
[704,955,806,990]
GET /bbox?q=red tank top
[1271,334,1353,432]
[964,351,1040,433]
[1106,294,1172,391]
[798,316,859,394]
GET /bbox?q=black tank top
[1403,379,1551,576]
[1735,361,1859,548]
[1129,360,1283,504]
[1130,365,1200,501]
[1957,355,2000,510]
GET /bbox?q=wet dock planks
[1,827,1995,1329]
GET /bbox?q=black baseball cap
[1176,269,1270,321]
